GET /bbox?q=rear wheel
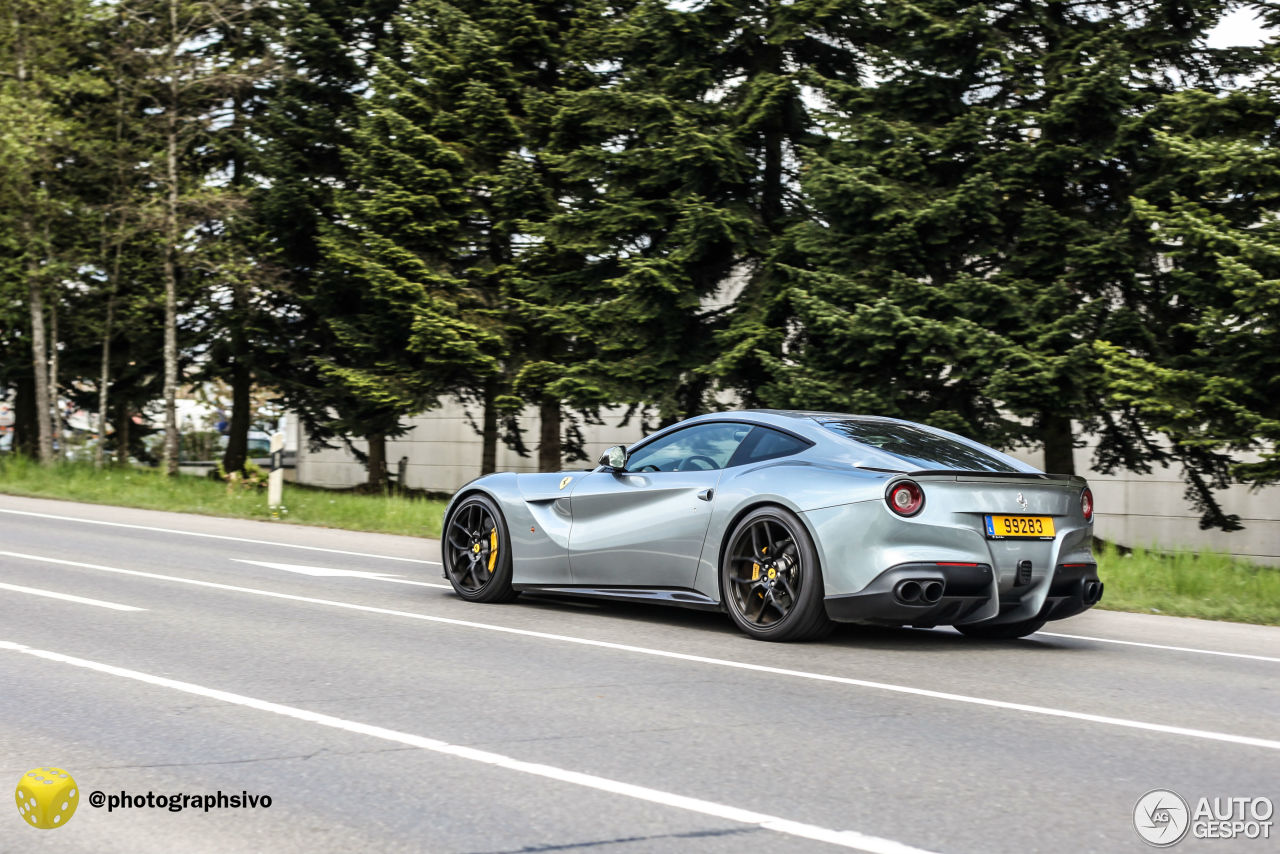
[721,507,832,641]
[442,495,517,602]
[954,617,1046,640]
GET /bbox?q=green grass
[1096,541,1280,626]
[0,457,446,539]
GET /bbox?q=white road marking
[0,581,143,611]
[0,506,440,565]
[5,549,1279,752]
[0,641,936,854]
[1037,631,1280,664]
[233,559,450,589]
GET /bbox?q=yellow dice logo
[14,768,78,829]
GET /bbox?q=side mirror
[599,445,628,471]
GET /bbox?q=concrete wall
[1008,439,1280,566]
[295,404,1280,565]
[294,401,645,493]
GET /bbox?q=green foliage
[721,0,1279,527]
[2,0,1279,537]
[319,0,507,413]
[1094,77,1280,525]
[215,458,268,489]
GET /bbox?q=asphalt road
[1,492,1277,854]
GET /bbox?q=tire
[720,506,832,641]
[954,617,1046,640]
[442,494,518,603]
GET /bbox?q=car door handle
[697,489,714,502]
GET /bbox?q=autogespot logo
[1134,789,1191,847]
[14,767,79,829]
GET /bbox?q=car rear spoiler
[856,466,1080,482]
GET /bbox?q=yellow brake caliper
[488,528,498,572]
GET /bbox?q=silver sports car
[440,410,1101,641]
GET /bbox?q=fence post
[268,431,285,513]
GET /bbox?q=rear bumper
[1025,562,1103,622]
[825,561,1101,627]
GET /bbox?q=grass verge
[0,457,445,539]
[1096,542,1280,626]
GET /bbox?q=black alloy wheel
[721,507,831,641]
[443,495,517,602]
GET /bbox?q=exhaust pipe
[921,581,944,604]
[1081,580,1103,605]
[896,580,923,604]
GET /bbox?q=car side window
[625,423,750,473]
[729,427,812,467]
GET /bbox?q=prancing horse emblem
[1016,492,1028,511]
[559,476,572,490]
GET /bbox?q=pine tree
[321,0,612,478]
[317,1,505,488]
[547,0,868,424]
[732,0,1263,526]
[257,0,408,486]
[1097,51,1280,527]
[0,0,97,462]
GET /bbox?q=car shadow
[515,594,1076,652]
[824,623,1069,653]
[517,594,735,635]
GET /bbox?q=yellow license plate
[985,515,1055,539]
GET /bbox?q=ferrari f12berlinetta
[440,410,1100,641]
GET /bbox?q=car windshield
[820,419,1018,472]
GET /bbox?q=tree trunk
[13,370,37,458]
[114,399,131,465]
[757,34,785,231]
[222,354,252,475]
[160,0,180,476]
[366,431,387,491]
[538,397,561,472]
[480,378,498,475]
[97,293,116,468]
[27,274,53,463]
[1040,412,1076,475]
[98,72,128,469]
[48,296,59,448]
[14,0,50,462]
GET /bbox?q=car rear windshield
[820,420,1018,472]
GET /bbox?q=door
[568,422,751,588]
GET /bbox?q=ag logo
[1134,789,1190,847]
[559,476,572,490]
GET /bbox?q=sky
[1207,7,1276,47]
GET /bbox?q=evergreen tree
[324,0,610,478]
[1097,49,1280,527]
[729,0,1266,527]
[257,0,407,485]
[317,0,502,487]
[0,0,98,462]
[548,0,867,424]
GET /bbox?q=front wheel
[954,617,1046,640]
[721,507,832,641]
[442,495,517,602]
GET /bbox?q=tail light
[886,480,924,517]
[1081,487,1094,521]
